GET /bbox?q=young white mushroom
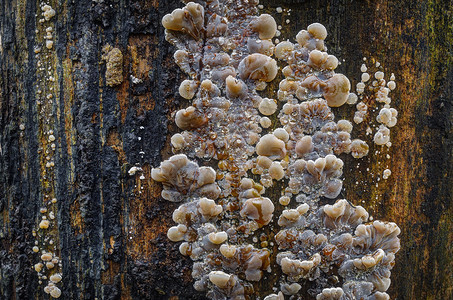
[323,74,351,107]
[208,271,235,288]
[260,117,272,128]
[170,133,185,150]
[247,38,275,56]
[208,231,228,244]
[220,244,237,258]
[198,198,223,218]
[377,107,398,127]
[240,197,275,225]
[259,98,278,115]
[225,76,247,98]
[269,162,285,180]
[238,54,278,82]
[308,50,328,67]
[39,220,50,229]
[50,274,62,283]
[34,263,43,272]
[281,282,302,295]
[179,242,191,256]
[175,106,208,130]
[264,292,284,300]
[41,253,53,261]
[49,286,61,298]
[383,169,392,179]
[273,128,289,142]
[337,120,353,133]
[347,93,358,105]
[167,224,187,242]
[323,55,339,70]
[179,80,199,99]
[350,139,369,158]
[250,14,277,39]
[374,125,391,145]
[257,155,273,169]
[295,136,313,156]
[256,134,287,159]
[161,2,204,39]
[307,23,328,40]
[323,199,347,219]
[274,41,294,59]
[316,287,344,300]
[42,5,56,21]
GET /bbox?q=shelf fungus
[155,1,400,299]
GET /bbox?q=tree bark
[0,0,451,299]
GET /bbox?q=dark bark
[0,0,451,299]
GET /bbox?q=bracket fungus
[154,1,401,299]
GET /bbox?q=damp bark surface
[0,0,452,299]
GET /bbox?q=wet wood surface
[0,0,451,299]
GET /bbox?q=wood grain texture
[0,0,451,299]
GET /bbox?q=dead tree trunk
[0,0,451,299]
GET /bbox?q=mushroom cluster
[155,1,400,299]
[32,3,63,299]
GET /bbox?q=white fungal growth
[360,64,367,73]
[383,169,392,179]
[34,4,63,297]
[46,40,53,49]
[350,139,369,158]
[250,14,277,39]
[260,117,272,128]
[256,134,287,159]
[35,262,44,272]
[42,5,56,21]
[238,53,278,82]
[45,285,61,298]
[39,220,50,229]
[273,128,289,142]
[375,71,385,80]
[274,41,294,59]
[361,72,370,82]
[167,224,187,242]
[198,197,223,217]
[316,287,344,299]
[179,79,199,99]
[259,98,278,115]
[208,271,235,288]
[41,252,53,261]
[240,197,275,225]
[269,162,285,180]
[220,244,237,258]
[377,107,398,127]
[323,74,351,107]
[208,231,228,244]
[346,92,358,105]
[157,2,400,299]
[354,102,368,124]
[374,125,391,145]
[128,166,142,176]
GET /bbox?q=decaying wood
[0,0,451,299]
